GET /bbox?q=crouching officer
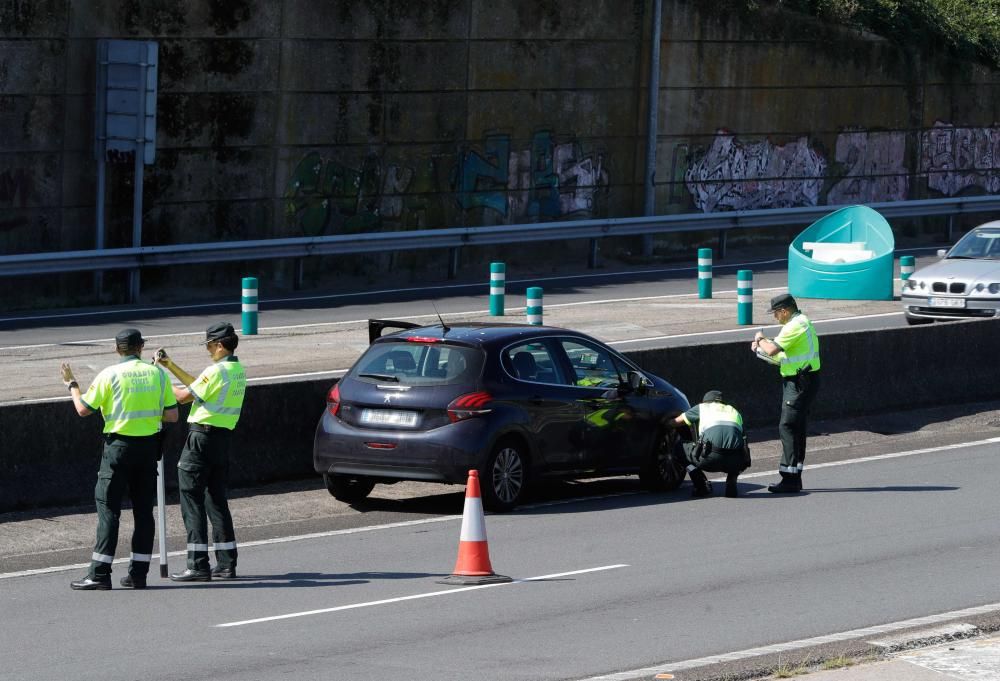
[155,322,246,581]
[61,328,178,590]
[670,390,750,498]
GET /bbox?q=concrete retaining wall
[2,321,997,512]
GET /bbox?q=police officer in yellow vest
[751,294,821,493]
[61,328,179,590]
[670,390,749,498]
[155,322,246,581]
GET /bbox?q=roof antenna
[431,302,451,335]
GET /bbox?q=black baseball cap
[702,390,724,403]
[768,293,797,312]
[202,321,236,344]
[115,328,145,347]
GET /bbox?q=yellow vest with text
[773,312,821,377]
[81,357,177,436]
[188,357,246,430]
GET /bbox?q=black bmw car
[313,319,691,511]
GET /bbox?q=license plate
[928,297,965,308]
[359,409,418,427]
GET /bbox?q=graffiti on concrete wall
[685,130,826,212]
[920,121,1000,196]
[455,131,609,221]
[827,129,909,205]
[284,130,609,235]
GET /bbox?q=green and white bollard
[526,286,543,325]
[698,248,713,299]
[242,276,258,335]
[489,262,506,316]
[737,270,753,325]
[899,255,915,280]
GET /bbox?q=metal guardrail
[2,195,999,278]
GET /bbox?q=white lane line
[0,257,792,325]
[3,369,349,406]
[0,515,461,580]
[729,436,1000,481]
[611,311,903,345]
[215,564,629,628]
[6,436,999,581]
[578,602,1000,681]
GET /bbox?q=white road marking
[578,604,1000,681]
[4,436,999,581]
[215,564,629,628]
[728,436,1000,481]
[0,257,792,325]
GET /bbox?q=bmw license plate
[359,409,418,427]
[928,297,965,308]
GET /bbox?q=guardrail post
[242,276,258,335]
[698,248,712,299]
[588,239,599,269]
[718,230,728,259]
[526,286,543,325]
[448,247,460,279]
[899,255,915,280]
[737,270,753,325]
[489,262,505,316]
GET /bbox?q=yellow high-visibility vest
[82,357,176,436]
[188,356,246,430]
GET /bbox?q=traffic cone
[437,470,512,585]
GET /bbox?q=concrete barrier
[2,321,997,512]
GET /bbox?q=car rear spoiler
[368,319,421,344]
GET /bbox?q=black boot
[690,469,713,497]
[767,472,802,494]
[725,473,739,498]
[70,575,111,591]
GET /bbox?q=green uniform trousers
[778,370,821,474]
[682,440,747,474]
[178,426,237,572]
[89,433,159,580]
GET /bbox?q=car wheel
[480,439,527,512]
[638,429,686,491]
[323,473,376,504]
[905,314,933,325]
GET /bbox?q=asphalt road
[3,399,1000,681]
[0,250,936,404]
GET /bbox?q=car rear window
[352,341,483,386]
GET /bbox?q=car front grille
[931,282,966,293]
[910,307,996,318]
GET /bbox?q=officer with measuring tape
[155,322,247,581]
[751,294,821,493]
[61,328,178,590]
[670,390,750,498]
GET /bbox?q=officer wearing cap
[669,390,750,498]
[60,328,179,590]
[155,322,246,581]
[751,294,821,493]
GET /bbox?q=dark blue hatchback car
[313,320,690,511]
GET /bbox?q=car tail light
[365,442,397,450]
[447,391,493,423]
[327,383,341,417]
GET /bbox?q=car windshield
[948,228,1000,260]
[352,341,483,386]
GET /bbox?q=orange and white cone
[437,470,512,585]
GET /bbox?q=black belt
[189,423,228,434]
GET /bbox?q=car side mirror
[937,249,947,259]
[627,370,647,396]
